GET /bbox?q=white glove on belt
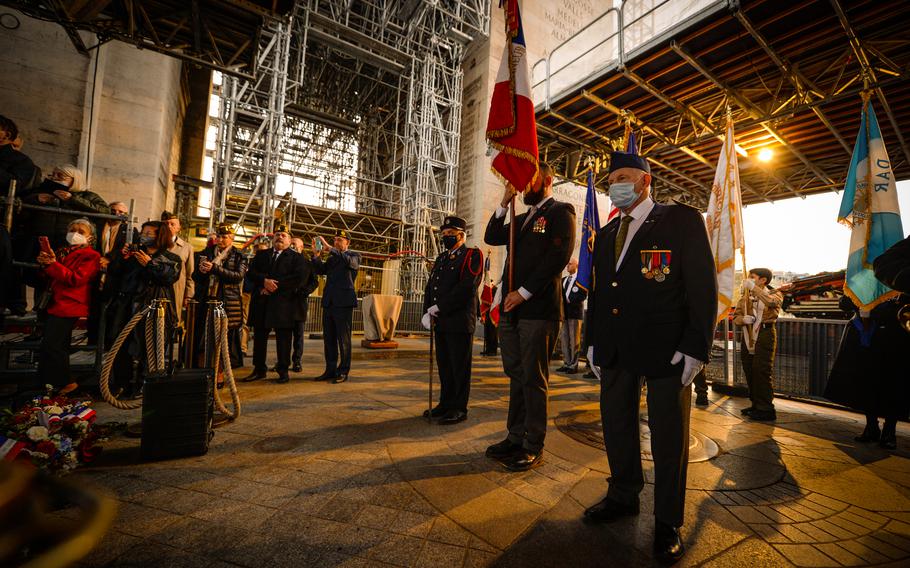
[428,304,440,317]
[671,351,704,387]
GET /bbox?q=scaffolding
[207,0,489,300]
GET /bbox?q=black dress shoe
[332,374,348,384]
[485,438,523,459]
[438,410,467,425]
[583,496,640,524]
[292,362,302,373]
[740,406,756,416]
[566,367,580,374]
[556,365,570,373]
[503,450,542,472]
[695,393,709,406]
[422,406,446,419]
[855,424,881,443]
[312,372,335,381]
[582,371,596,379]
[241,370,267,382]
[879,431,897,450]
[748,409,777,421]
[654,522,685,564]
[276,374,290,384]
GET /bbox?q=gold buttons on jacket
[611,281,618,287]
[611,308,619,315]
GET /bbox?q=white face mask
[66,231,88,246]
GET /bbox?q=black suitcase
[141,368,215,461]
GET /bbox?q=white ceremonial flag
[705,118,746,325]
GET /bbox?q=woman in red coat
[36,218,101,393]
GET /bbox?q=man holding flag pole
[483,0,576,472]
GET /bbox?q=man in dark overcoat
[584,151,716,563]
[311,230,361,384]
[422,215,483,424]
[290,237,319,373]
[242,224,302,384]
[483,162,576,472]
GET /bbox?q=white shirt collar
[621,196,654,221]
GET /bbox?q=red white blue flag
[486,0,538,194]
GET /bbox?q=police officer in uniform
[585,151,716,563]
[421,216,483,425]
[242,224,302,384]
[311,230,361,384]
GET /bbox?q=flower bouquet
[0,387,102,473]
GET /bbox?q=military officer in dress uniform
[311,230,361,384]
[242,224,302,384]
[483,162,576,472]
[421,216,483,425]
[585,151,716,564]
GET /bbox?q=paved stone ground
[67,336,910,567]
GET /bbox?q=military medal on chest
[532,216,547,234]
[640,249,671,281]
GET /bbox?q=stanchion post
[184,299,198,368]
[4,179,16,232]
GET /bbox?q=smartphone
[38,236,52,255]
[315,238,323,252]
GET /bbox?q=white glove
[428,304,440,317]
[670,351,704,387]
[742,315,756,324]
[743,278,755,291]
[586,346,601,381]
[421,312,432,330]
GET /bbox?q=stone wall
[0,10,186,224]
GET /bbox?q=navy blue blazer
[588,202,717,377]
[312,248,361,308]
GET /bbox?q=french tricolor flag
[0,436,26,461]
[486,0,539,194]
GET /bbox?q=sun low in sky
[739,180,910,276]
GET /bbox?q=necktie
[614,215,634,262]
[521,207,537,230]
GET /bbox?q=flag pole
[508,193,516,293]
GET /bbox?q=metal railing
[302,296,427,335]
[530,0,728,111]
[705,317,848,399]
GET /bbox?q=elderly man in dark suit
[585,151,716,564]
[422,215,483,425]
[483,162,576,472]
[242,224,302,384]
[290,237,319,373]
[311,230,361,384]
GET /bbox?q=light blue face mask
[609,181,640,209]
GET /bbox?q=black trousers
[499,316,558,452]
[600,368,691,527]
[323,306,353,375]
[228,327,243,368]
[253,327,292,373]
[292,319,306,365]
[483,317,498,354]
[693,369,708,395]
[435,330,473,412]
[38,315,77,387]
[741,326,777,411]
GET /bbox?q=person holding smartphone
[310,230,360,384]
[35,219,101,394]
[104,221,181,396]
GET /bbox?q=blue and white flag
[575,169,600,293]
[838,100,903,310]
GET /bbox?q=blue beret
[609,151,650,174]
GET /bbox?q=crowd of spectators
[0,114,321,396]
